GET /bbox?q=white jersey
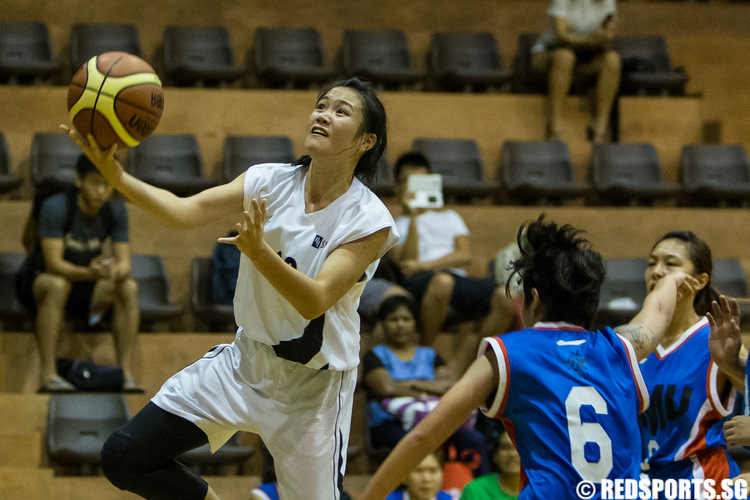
[233,163,399,371]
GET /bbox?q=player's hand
[667,271,700,303]
[707,295,742,371]
[724,415,750,446]
[60,124,124,187]
[218,198,267,259]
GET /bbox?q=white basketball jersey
[233,163,399,371]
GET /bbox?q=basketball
[67,51,165,150]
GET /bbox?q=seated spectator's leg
[593,50,621,142]
[540,47,576,140]
[32,273,72,386]
[419,272,455,347]
[93,277,140,386]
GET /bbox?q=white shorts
[152,338,356,500]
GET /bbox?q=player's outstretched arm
[708,295,746,391]
[62,125,244,229]
[614,272,698,360]
[359,354,498,500]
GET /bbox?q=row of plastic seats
[0,21,687,95]
[0,252,183,332]
[14,131,750,208]
[592,257,750,330]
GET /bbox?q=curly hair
[506,215,606,329]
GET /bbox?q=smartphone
[407,174,443,209]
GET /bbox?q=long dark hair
[296,77,387,185]
[651,231,720,316]
[507,215,606,329]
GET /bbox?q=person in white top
[531,0,620,142]
[391,152,517,353]
[62,77,399,500]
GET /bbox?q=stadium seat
[712,258,750,323]
[0,21,61,84]
[190,256,235,332]
[30,132,81,190]
[69,23,143,72]
[179,432,254,475]
[612,35,688,96]
[428,31,513,92]
[339,29,423,89]
[592,258,648,331]
[0,251,31,329]
[366,156,396,199]
[680,144,750,207]
[127,134,217,197]
[591,142,681,206]
[411,138,498,203]
[162,26,245,87]
[130,254,184,331]
[222,135,296,182]
[499,140,591,205]
[0,132,23,195]
[47,394,130,475]
[251,27,335,89]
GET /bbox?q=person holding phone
[531,0,620,142]
[388,152,518,368]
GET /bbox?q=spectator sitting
[386,451,454,500]
[531,0,620,142]
[15,154,141,393]
[390,151,516,355]
[363,295,489,479]
[460,428,520,500]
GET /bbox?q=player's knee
[101,430,141,491]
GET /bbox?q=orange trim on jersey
[501,417,527,492]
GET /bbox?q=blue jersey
[480,322,648,500]
[638,317,738,482]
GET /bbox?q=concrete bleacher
[2,0,750,497]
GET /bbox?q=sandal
[38,376,77,394]
[122,378,145,394]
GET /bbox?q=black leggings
[101,402,210,500]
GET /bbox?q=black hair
[376,294,417,323]
[394,151,431,182]
[296,77,387,184]
[75,154,99,177]
[507,215,606,329]
[651,231,720,316]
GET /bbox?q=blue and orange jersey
[639,317,738,481]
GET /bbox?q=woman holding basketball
[64,77,398,500]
